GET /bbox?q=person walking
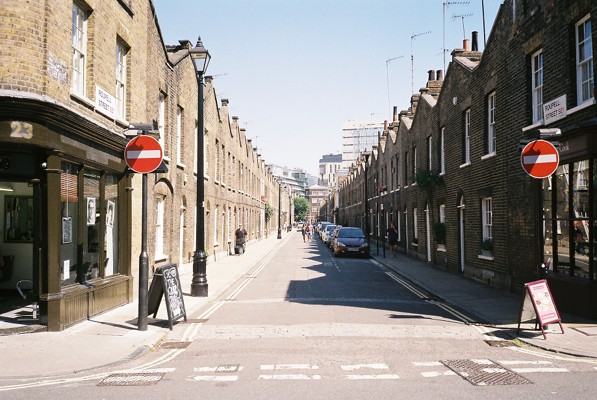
[387,221,398,257]
[301,223,307,243]
[235,224,247,254]
[307,223,313,242]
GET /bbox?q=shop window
[83,170,100,282]
[60,162,79,284]
[155,195,165,260]
[104,174,119,276]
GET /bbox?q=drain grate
[160,341,192,349]
[98,372,165,386]
[441,359,532,386]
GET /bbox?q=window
[439,204,445,223]
[427,136,433,170]
[482,197,492,241]
[155,196,165,259]
[176,106,183,165]
[576,15,594,104]
[158,93,166,157]
[464,109,471,164]
[440,128,445,174]
[71,2,87,96]
[413,208,418,240]
[531,49,544,123]
[487,92,496,154]
[115,42,127,120]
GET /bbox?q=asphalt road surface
[8,232,597,399]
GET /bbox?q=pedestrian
[301,223,307,242]
[307,223,313,242]
[387,221,398,257]
[235,224,247,254]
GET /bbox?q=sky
[153,0,503,176]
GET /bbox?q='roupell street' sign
[517,279,564,340]
[542,94,567,125]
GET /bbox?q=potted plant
[481,238,493,256]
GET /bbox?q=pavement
[1,231,596,380]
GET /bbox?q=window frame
[115,41,128,120]
[482,197,493,241]
[440,127,445,174]
[576,14,594,105]
[531,49,544,124]
[464,108,471,164]
[71,2,88,96]
[487,92,497,154]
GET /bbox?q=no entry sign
[124,135,163,173]
[520,139,559,179]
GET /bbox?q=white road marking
[188,376,239,382]
[259,374,321,380]
[511,367,568,373]
[341,363,389,371]
[261,364,318,370]
[345,374,400,380]
[412,361,443,367]
[421,371,457,377]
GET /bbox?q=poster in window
[106,200,115,227]
[86,197,96,226]
[62,217,72,244]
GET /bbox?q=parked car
[332,227,369,257]
[328,225,343,248]
[317,222,331,237]
[321,224,337,244]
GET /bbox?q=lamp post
[189,37,211,297]
[277,182,282,239]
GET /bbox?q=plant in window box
[433,222,446,250]
[481,238,493,256]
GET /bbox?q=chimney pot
[463,39,470,52]
[436,70,443,81]
[393,106,398,122]
[428,69,436,81]
[472,31,479,51]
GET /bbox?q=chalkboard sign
[517,279,564,339]
[147,264,187,330]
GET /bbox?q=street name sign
[520,139,559,179]
[124,135,163,173]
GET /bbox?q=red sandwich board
[520,139,559,179]
[124,135,163,173]
[517,279,564,339]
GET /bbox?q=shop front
[542,128,597,318]
[1,100,133,331]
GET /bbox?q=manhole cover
[441,359,532,386]
[485,340,516,347]
[160,341,192,349]
[98,372,165,386]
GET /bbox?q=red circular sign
[520,139,559,179]
[124,136,163,173]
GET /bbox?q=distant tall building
[341,120,384,169]
[318,153,342,190]
[268,164,319,198]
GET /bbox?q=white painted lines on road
[259,364,321,380]
[341,363,400,380]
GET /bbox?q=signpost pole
[138,172,148,331]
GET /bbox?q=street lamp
[277,182,282,239]
[189,37,211,297]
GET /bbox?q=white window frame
[155,196,165,260]
[439,204,446,223]
[482,197,493,241]
[158,93,166,157]
[440,127,445,174]
[464,109,471,164]
[413,207,418,240]
[487,92,496,154]
[176,106,183,166]
[531,49,544,123]
[71,2,87,96]
[576,15,594,105]
[427,136,433,171]
[115,42,127,120]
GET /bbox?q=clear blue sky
[154,0,503,176]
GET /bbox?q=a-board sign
[517,279,564,339]
[147,264,187,330]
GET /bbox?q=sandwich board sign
[147,264,187,330]
[517,279,564,339]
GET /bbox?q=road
[8,232,597,399]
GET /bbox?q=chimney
[384,120,388,130]
[428,69,436,81]
[436,70,443,81]
[472,31,479,51]
[393,106,398,122]
[463,38,470,52]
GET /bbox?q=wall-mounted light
[0,183,14,192]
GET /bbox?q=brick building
[0,0,287,330]
[335,0,597,318]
